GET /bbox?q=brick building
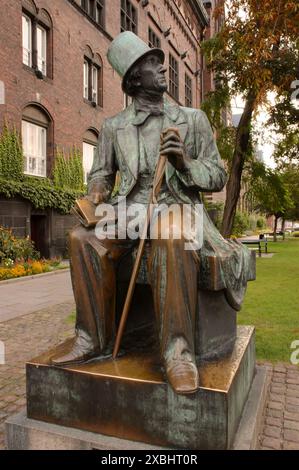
[0,0,216,257]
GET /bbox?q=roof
[188,0,210,27]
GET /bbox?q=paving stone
[265,417,282,427]
[266,408,283,419]
[286,388,299,398]
[284,411,299,422]
[0,301,74,449]
[273,366,287,373]
[268,401,284,411]
[283,429,299,443]
[286,378,299,385]
[285,403,299,413]
[284,420,299,431]
[263,425,281,438]
[283,441,299,450]
[286,396,299,406]
[270,385,286,394]
[261,437,281,450]
[269,393,285,404]
[287,383,299,391]
[272,376,285,384]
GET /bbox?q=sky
[231,94,277,168]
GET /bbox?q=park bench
[238,235,268,257]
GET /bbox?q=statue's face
[137,54,167,93]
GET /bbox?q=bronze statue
[52,32,255,395]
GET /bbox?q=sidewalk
[0,270,74,322]
[258,364,299,450]
[0,301,75,449]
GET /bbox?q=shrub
[232,211,250,237]
[257,216,267,230]
[0,226,40,262]
[293,231,299,237]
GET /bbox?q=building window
[169,54,179,101]
[22,14,32,67]
[83,129,98,184]
[83,57,102,106]
[83,142,96,184]
[83,60,89,100]
[148,28,161,49]
[81,0,105,27]
[37,25,47,76]
[121,0,137,33]
[185,74,192,107]
[91,66,98,103]
[22,121,47,177]
[22,7,52,78]
[22,104,52,178]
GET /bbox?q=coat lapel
[116,106,139,180]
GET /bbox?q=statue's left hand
[160,127,189,172]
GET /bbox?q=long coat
[88,99,255,310]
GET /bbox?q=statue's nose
[159,66,167,74]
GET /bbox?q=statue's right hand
[86,192,103,205]
[86,181,110,205]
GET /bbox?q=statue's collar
[130,97,181,126]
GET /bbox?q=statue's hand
[86,181,110,205]
[160,127,189,172]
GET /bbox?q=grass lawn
[238,237,299,363]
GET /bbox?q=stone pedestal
[23,326,255,450]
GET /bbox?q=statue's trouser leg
[147,212,199,364]
[69,225,135,352]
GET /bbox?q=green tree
[246,163,294,241]
[201,0,299,237]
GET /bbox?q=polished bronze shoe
[165,358,199,394]
[51,345,99,366]
[51,329,99,366]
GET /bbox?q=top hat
[107,31,165,94]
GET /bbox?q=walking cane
[112,128,180,360]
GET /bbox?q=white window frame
[36,25,47,75]
[22,120,47,177]
[91,65,98,104]
[83,60,89,100]
[22,14,32,67]
[83,142,96,184]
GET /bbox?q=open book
[71,198,116,229]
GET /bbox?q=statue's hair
[124,63,141,97]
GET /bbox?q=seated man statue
[52,32,254,394]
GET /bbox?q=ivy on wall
[0,124,23,181]
[0,176,84,214]
[0,124,85,213]
[53,147,84,191]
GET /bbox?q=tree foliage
[201,0,299,237]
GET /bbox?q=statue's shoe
[165,358,199,394]
[51,342,99,366]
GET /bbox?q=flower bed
[0,258,64,281]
